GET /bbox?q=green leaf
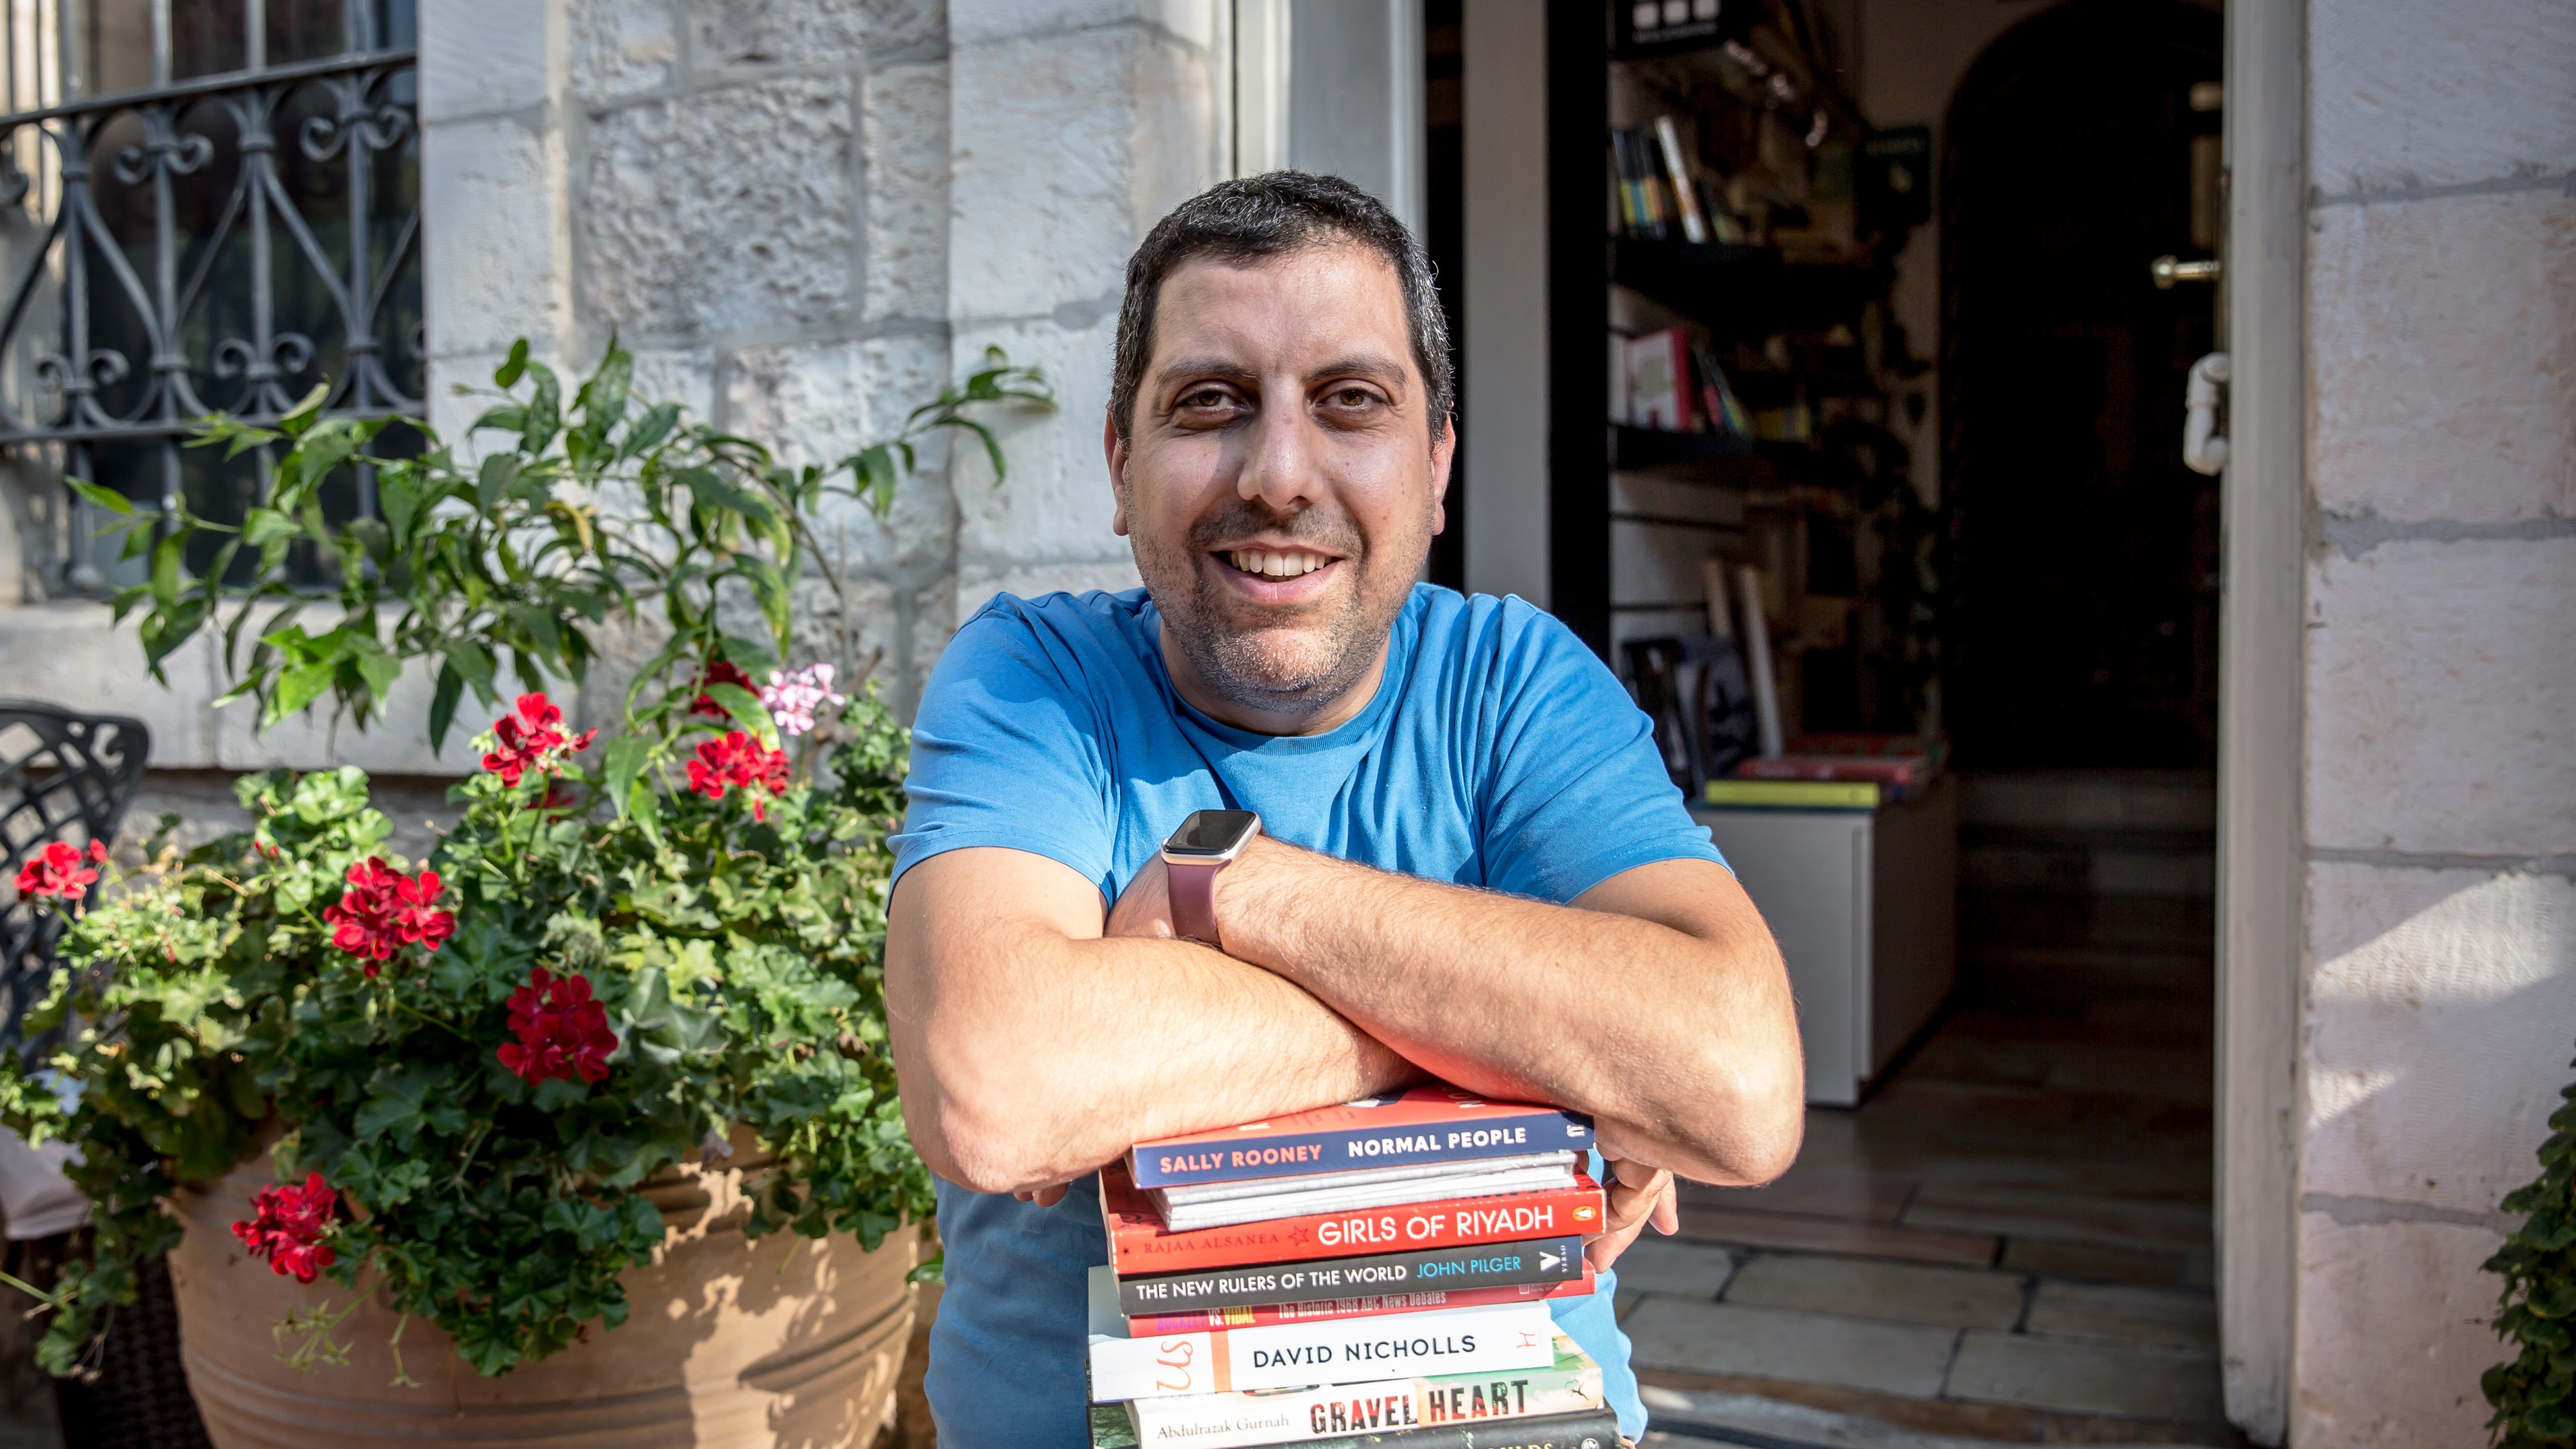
[522,364,563,455]
[240,507,299,548]
[739,554,791,643]
[495,337,530,389]
[379,469,419,544]
[149,532,184,607]
[446,639,497,698]
[477,454,522,516]
[350,638,402,713]
[700,682,777,749]
[66,478,133,515]
[278,382,330,437]
[601,735,651,819]
[266,661,337,726]
[429,661,464,753]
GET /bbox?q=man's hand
[1584,1155,1679,1273]
[1104,855,1176,939]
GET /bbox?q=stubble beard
[1135,498,1412,721]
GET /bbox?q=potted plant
[0,339,1047,1443]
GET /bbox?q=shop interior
[1428,2,2237,1440]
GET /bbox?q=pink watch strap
[1170,860,1220,947]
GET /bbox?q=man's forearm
[887,848,1414,1195]
[1211,840,1801,1186]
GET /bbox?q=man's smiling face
[1107,243,1454,735]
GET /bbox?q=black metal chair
[0,703,151,1060]
[0,702,212,1449]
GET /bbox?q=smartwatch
[1160,810,1262,948]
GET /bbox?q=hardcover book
[1157,1153,1578,1209]
[1103,1161,1605,1276]
[1094,1331,1607,1449]
[1086,1267,1559,1403]
[1091,1405,1620,1449]
[1119,1236,1587,1316]
[1128,1271,1595,1337]
[1128,1087,1593,1190]
[1155,1160,1580,1233]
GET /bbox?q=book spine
[1655,115,1710,244]
[1091,1302,1559,1403]
[1108,1178,1607,1276]
[1128,1273,1593,1336]
[1121,1360,1603,1448]
[1093,1406,1622,1449]
[1130,1108,1590,1189]
[1121,1236,1586,1316]
[1282,1408,1623,1449]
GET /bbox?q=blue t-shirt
[893,583,1726,1446]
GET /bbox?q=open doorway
[1492,0,2244,1439]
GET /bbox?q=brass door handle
[2150,254,2222,288]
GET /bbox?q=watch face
[1167,810,1259,857]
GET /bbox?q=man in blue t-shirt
[886,173,1802,1446]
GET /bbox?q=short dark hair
[1110,172,1454,446]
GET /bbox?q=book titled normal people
[1129,1087,1593,1190]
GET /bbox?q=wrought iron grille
[0,0,421,598]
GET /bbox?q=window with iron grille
[0,0,420,599]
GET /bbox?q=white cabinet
[1693,777,1958,1106]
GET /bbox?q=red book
[1102,1159,1607,1276]
[1126,1270,1597,1336]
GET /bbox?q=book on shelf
[1092,1405,1620,1449]
[1620,328,1696,433]
[1130,1271,1596,1336]
[1734,753,1938,795]
[1688,334,1756,441]
[1086,1265,1561,1403]
[1092,1331,1607,1449]
[1653,116,1711,244]
[1127,1087,1592,1191]
[1101,1160,1606,1276]
[1700,777,1880,810]
[1121,1235,1588,1317]
[1154,1155,1580,1232]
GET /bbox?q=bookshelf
[1545,0,1939,786]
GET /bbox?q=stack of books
[1085,1087,1623,1449]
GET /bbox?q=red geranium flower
[497,965,618,1086]
[480,692,597,788]
[232,1172,339,1284]
[688,659,757,718]
[321,857,454,976]
[686,731,793,822]
[14,840,106,902]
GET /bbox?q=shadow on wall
[2298,866,2576,1441]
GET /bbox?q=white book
[1086,1265,1559,1403]
[1153,1163,1581,1233]
[1118,1332,1605,1449]
[1155,1152,1580,1208]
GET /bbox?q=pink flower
[321,858,454,976]
[14,840,106,902]
[480,692,596,788]
[232,1173,339,1283]
[497,966,618,1086]
[685,731,793,822]
[758,663,846,737]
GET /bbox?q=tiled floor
[1620,850,2243,1446]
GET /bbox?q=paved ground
[1618,878,2239,1447]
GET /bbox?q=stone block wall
[2292,0,2576,1441]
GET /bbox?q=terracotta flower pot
[166,1141,919,1447]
